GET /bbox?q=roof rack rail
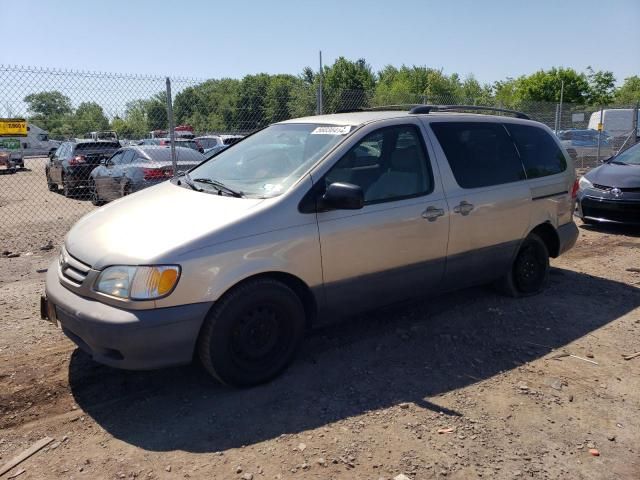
[335,104,419,114]
[409,104,530,120]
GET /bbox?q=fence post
[596,106,604,163]
[165,77,177,174]
[554,103,559,133]
[316,51,323,115]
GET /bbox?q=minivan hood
[65,181,264,269]
[586,163,640,188]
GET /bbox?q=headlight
[578,176,593,190]
[95,265,180,300]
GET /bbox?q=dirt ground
[0,159,639,480]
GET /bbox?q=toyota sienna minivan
[42,106,579,387]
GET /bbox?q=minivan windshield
[187,123,352,198]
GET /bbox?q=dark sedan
[46,141,121,197]
[89,145,204,205]
[576,142,640,225]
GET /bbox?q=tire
[497,233,550,297]
[46,169,57,191]
[197,278,306,387]
[62,174,72,198]
[90,179,103,206]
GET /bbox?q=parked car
[557,129,614,160]
[0,149,16,173]
[195,134,244,151]
[89,145,205,205]
[139,138,204,153]
[576,141,640,225]
[41,106,578,386]
[83,131,119,142]
[203,144,229,156]
[45,140,121,197]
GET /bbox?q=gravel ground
[0,159,639,479]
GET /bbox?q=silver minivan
[42,106,579,386]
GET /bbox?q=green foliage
[322,57,376,112]
[614,75,640,104]
[512,67,589,105]
[19,61,637,140]
[24,91,73,136]
[73,102,109,134]
[585,67,616,105]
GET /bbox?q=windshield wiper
[192,178,243,197]
[176,172,201,191]
[608,160,628,165]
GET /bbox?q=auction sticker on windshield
[310,126,352,135]
[0,118,28,137]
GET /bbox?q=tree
[73,102,109,134]
[614,75,640,104]
[24,91,72,118]
[585,67,616,105]
[236,74,271,131]
[512,67,589,105]
[322,57,376,112]
[23,91,73,133]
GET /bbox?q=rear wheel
[90,179,103,206]
[497,233,549,297]
[197,278,306,387]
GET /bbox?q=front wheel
[497,233,549,297]
[61,174,73,198]
[46,168,57,191]
[197,278,306,387]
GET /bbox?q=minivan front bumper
[43,260,212,370]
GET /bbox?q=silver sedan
[89,145,205,205]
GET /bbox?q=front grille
[59,248,92,287]
[582,197,640,224]
[593,184,640,193]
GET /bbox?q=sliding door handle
[453,201,474,216]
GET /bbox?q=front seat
[366,146,422,202]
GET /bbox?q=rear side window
[505,124,566,178]
[430,122,524,188]
[75,142,120,152]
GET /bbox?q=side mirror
[100,158,106,165]
[321,182,364,210]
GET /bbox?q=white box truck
[588,108,640,139]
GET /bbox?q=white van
[588,109,640,139]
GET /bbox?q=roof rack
[409,104,530,120]
[335,104,417,114]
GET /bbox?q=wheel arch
[206,271,318,330]
[530,222,560,258]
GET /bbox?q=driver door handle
[453,201,474,216]
[422,206,445,222]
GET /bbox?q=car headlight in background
[578,176,593,191]
[95,265,180,300]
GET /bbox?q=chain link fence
[0,65,638,251]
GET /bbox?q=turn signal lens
[130,266,180,300]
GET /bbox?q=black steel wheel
[197,278,306,387]
[497,233,549,297]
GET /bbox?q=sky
[1,0,639,85]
